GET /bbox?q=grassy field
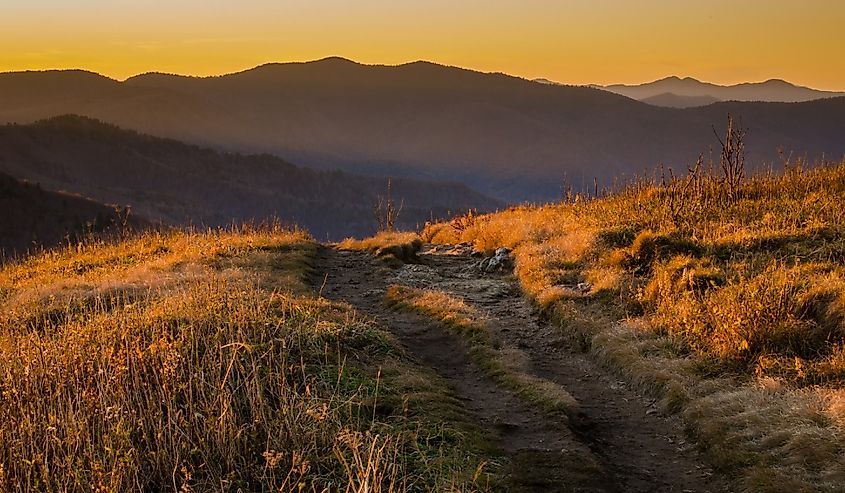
[423,159,845,491]
[0,227,495,492]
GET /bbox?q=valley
[0,115,499,250]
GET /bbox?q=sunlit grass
[422,159,845,491]
[0,227,494,492]
[338,232,422,266]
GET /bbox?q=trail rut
[315,244,730,492]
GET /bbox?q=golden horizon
[2,1,844,91]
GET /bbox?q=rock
[576,282,592,293]
[478,247,513,273]
[484,256,504,273]
[470,250,484,258]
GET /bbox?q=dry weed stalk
[372,179,404,233]
[713,113,747,203]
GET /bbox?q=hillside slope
[0,229,496,490]
[0,116,500,240]
[2,60,844,201]
[639,92,721,108]
[0,171,144,258]
[422,159,845,491]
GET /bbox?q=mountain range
[1,58,844,204]
[596,76,845,108]
[0,116,500,243]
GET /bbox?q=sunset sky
[2,0,843,89]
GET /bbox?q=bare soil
[315,244,731,492]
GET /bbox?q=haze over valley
[0,114,499,251]
[596,76,845,107]
[1,58,844,206]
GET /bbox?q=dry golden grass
[385,285,578,417]
[385,285,485,339]
[0,227,494,492]
[420,160,845,491]
[338,232,423,266]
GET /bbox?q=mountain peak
[761,78,793,86]
[309,56,360,66]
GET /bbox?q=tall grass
[426,160,845,379]
[0,228,492,491]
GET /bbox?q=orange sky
[2,0,843,89]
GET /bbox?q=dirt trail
[315,244,730,492]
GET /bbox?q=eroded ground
[316,243,730,492]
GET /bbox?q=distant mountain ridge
[2,59,845,202]
[0,116,501,240]
[595,76,845,107]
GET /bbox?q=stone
[477,247,513,273]
[484,256,504,273]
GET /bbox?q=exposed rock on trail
[315,243,730,492]
[476,247,514,273]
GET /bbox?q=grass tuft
[338,232,423,266]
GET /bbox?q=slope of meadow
[0,227,494,491]
[423,159,845,491]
